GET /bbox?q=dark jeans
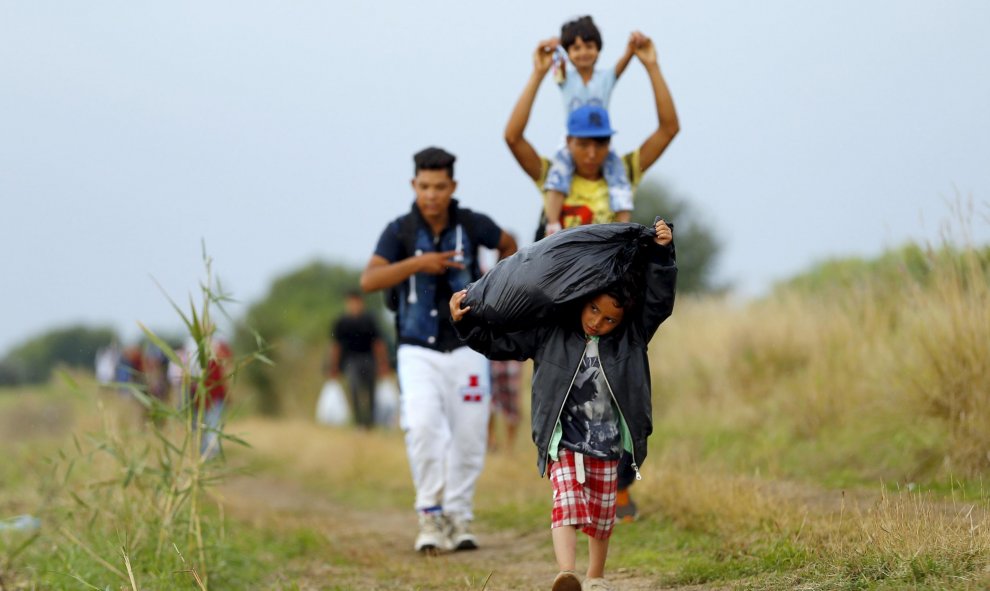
[343,355,376,428]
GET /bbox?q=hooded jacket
[454,242,676,476]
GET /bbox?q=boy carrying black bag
[450,219,676,591]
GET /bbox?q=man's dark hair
[561,16,602,51]
[413,146,456,179]
[345,289,363,300]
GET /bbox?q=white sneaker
[582,578,613,591]
[414,512,447,553]
[445,514,478,551]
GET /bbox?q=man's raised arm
[636,38,680,174]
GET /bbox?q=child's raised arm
[614,30,645,80]
[637,217,677,342]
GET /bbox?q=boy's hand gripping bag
[463,223,658,331]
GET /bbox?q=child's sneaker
[414,512,447,553]
[615,488,638,523]
[552,570,582,591]
[582,578,613,590]
[445,515,478,551]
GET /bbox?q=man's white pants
[398,344,490,520]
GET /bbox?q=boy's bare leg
[551,525,578,571]
[587,536,610,578]
[544,190,565,234]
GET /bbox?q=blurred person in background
[170,326,232,459]
[488,359,522,453]
[326,290,391,429]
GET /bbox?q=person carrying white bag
[315,379,350,426]
[326,290,392,429]
[374,376,400,428]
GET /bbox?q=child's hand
[449,289,471,323]
[634,36,658,66]
[654,218,672,246]
[627,31,647,50]
[533,38,558,74]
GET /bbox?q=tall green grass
[0,253,271,589]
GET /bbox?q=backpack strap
[383,212,421,313]
[396,211,421,259]
[454,207,477,251]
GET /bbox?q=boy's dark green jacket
[453,241,677,477]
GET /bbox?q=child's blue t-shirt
[559,66,618,118]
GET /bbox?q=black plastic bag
[463,222,658,331]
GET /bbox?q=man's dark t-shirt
[332,313,380,365]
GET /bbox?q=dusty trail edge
[219,473,716,591]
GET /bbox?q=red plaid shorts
[549,449,619,540]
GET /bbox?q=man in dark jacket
[450,218,675,591]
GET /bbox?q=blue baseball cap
[567,105,616,138]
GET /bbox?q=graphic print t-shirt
[559,336,622,460]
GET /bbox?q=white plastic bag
[374,378,400,428]
[316,380,350,426]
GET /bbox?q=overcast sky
[2,1,989,354]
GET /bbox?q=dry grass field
[2,236,989,589]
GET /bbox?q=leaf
[57,369,80,392]
[152,276,194,334]
[138,322,183,367]
[69,490,90,509]
[4,531,41,562]
[217,431,252,448]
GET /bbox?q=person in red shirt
[175,332,232,459]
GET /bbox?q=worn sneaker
[414,512,447,553]
[615,488,638,523]
[552,570,582,591]
[445,514,478,551]
[582,578,613,591]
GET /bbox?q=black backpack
[384,209,478,312]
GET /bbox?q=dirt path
[214,419,989,590]
[221,474,706,591]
